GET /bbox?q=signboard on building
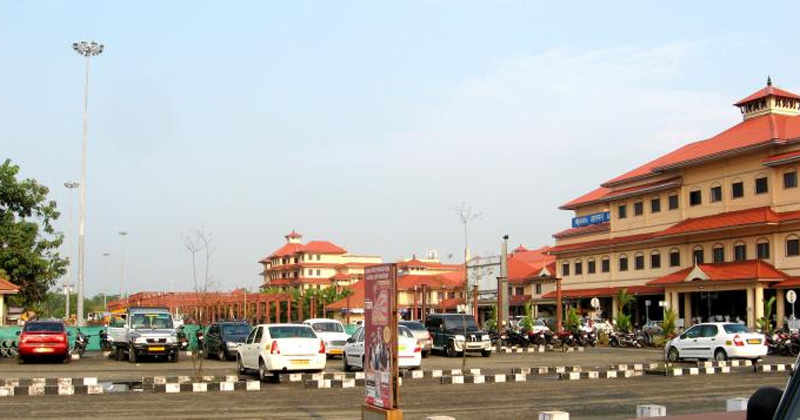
[571,211,610,228]
[363,264,398,410]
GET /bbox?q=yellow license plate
[399,346,406,351]
[150,346,165,351]
[747,339,760,344]
[328,349,342,354]
[34,348,54,353]
[291,359,309,365]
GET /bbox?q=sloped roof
[326,280,365,311]
[734,84,800,106]
[0,277,19,295]
[552,222,610,239]
[763,149,800,166]
[437,297,463,309]
[561,177,682,210]
[647,261,788,286]
[542,285,663,299]
[300,241,348,254]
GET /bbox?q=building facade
[259,231,382,291]
[549,80,800,329]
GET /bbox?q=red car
[17,321,70,363]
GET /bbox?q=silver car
[399,321,432,358]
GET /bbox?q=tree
[0,159,67,305]
[182,227,215,380]
[614,288,634,333]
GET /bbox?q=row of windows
[272,254,324,265]
[306,269,323,276]
[561,236,800,276]
[617,170,799,218]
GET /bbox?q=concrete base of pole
[726,398,748,412]
[538,411,569,420]
[636,405,666,417]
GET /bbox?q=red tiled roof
[437,297,464,309]
[774,277,800,289]
[300,241,347,254]
[286,231,303,239]
[326,280,365,310]
[560,187,611,210]
[647,261,788,286]
[560,178,682,210]
[552,222,610,239]
[330,273,353,281]
[658,207,780,237]
[513,245,529,253]
[0,277,19,294]
[397,272,464,290]
[780,210,800,222]
[542,285,663,299]
[763,149,800,166]
[548,232,656,254]
[511,246,553,264]
[510,294,532,305]
[734,84,800,106]
[507,246,556,282]
[269,243,304,258]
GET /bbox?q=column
[0,296,5,326]
[746,287,755,329]
[663,292,671,313]
[671,292,680,314]
[287,298,292,322]
[266,301,271,323]
[755,285,765,325]
[683,292,692,328]
[612,295,619,320]
[776,290,785,329]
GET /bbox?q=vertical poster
[363,264,397,409]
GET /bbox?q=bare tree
[182,227,215,381]
[450,202,482,370]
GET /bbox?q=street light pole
[72,40,104,327]
[63,282,71,323]
[119,231,128,300]
[102,253,110,311]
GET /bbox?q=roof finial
[767,75,772,86]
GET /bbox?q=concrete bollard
[539,411,569,420]
[426,417,456,420]
[636,405,666,418]
[726,398,748,412]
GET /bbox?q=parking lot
[0,347,795,419]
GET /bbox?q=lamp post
[72,40,104,327]
[63,282,72,323]
[102,253,110,311]
[118,231,128,300]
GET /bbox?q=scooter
[176,326,190,351]
[98,329,113,351]
[195,327,205,351]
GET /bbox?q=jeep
[424,313,492,357]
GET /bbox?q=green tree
[0,159,67,305]
[522,300,534,331]
[614,288,634,333]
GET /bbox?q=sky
[2,1,800,296]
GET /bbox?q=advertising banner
[363,264,398,409]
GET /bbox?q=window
[755,177,769,194]
[713,245,725,263]
[757,240,770,259]
[787,236,800,257]
[650,252,661,269]
[634,201,644,216]
[710,186,722,202]
[574,261,583,275]
[514,287,524,296]
[562,262,570,276]
[732,181,744,198]
[668,194,679,210]
[316,255,321,261]
[437,292,444,300]
[634,253,645,270]
[601,258,610,273]
[692,246,704,264]
[618,204,627,219]
[669,249,681,267]
[651,198,661,213]
[535,283,542,295]
[785,171,798,189]
[587,259,596,274]
[619,255,628,272]
[689,190,702,206]
[734,242,747,261]
[307,269,313,276]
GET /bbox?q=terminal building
[548,79,800,330]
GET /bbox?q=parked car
[107,307,180,363]
[399,320,432,357]
[237,323,326,382]
[749,354,800,418]
[204,321,252,361]
[342,325,421,371]
[302,318,350,358]
[665,322,767,362]
[17,321,70,364]
[425,313,492,357]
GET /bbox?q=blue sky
[2,1,799,295]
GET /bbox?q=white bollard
[539,411,569,420]
[426,417,456,420]
[726,398,748,412]
[636,405,666,418]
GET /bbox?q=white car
[237,323,326,382]
[303,318,350,358]
[343,325,421,371]
[665,322,767,362]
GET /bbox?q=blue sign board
[571,211,610,228]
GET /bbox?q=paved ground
[0,348,795,419]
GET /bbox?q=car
[399,320,432,357]
[236,323,326,382]
[17,321,70,364]
[425,313,492,357]
[302,318,350,358]
[107,307,180,363]
[665,322,767,362]
[204,321,252,361]
[342,325,421,372]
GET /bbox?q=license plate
[399,346,406,351]
[747,339,760,344]
[34,347,54,353]
[328,349,342,354]
[291,359,309,365]
[149,346,165,351]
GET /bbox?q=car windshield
[400,322,426,331]
[444,316,478,330]
[534,320,546,327]
[269,326,317,339]
[221,323,251,335]
[723,324,750,334]
[399,325,414,338]
[311,322,344,333]
[23,322,65,333]
[131,313,174,329]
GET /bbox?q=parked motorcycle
[176,326,190,351]
[504,328,530,348]
[72,329,88,356]
[195,327,205,351]
[98,329,113,351]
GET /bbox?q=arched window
[619,254,629,272]
[787,235,800,257]
[669,248,681,267]
[692,246,704,264]
[734,241,747,261]
[756,238,770,259]
[712,244,725,263]
[574,259,583,275]
[650,250,661,269]
[601,256,611,273]
[710,183,723,203]
[587,258,596,274]
[634,252,645,270]
[561,262,570,277]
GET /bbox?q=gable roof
[0,277,19,295]
[647,260,788,285]
[734,84,800,106]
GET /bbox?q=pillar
[1,295,6,326]
[777,289,785,329]
[275,300,281,323]
[755,285,765,326]
[746,287,755,329]
[672,292,679,314]
[287,298,292,322]
[683,292,692,328]
[611,295,619,321]
[266,301,271,323]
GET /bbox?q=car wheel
[714,349,727,362]
[667,347,680,363]
[445,342,457,358]
[218,347,227,362]
[343,354,351,372]
[171,351,180,363]
[421,350,430,359]
[129,349,137,364]
[237,355,246,374]
[258,359,268,382]
[481,349,491,358]
[63,354,71,364]
[17,356,25,365]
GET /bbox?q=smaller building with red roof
[0,275,20,326]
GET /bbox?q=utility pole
[72,41,104,327]
[63,282,72,323]
[499,235,510,332]
[102,253,110,311]
[119,231,128,301]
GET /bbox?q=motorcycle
[504,328,530,348]
[72,329,88,356]
[176,326,190,351]
[98,329,113,351]
[195,327,205,351]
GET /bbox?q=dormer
[284,230,303,244]
[735,77,800,121]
